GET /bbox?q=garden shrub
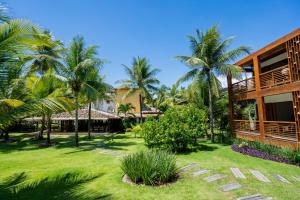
[121,150,177,185]
[234,139,300,165]
[141,105,208,152]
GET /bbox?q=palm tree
[59,35,102,146]
[81,72,111,139]
[25,71,71,144]
[26,29,64,75]
[119,57,160,121]
[176,26,250,142]
[22,29,65,140]
[117,103,135,118]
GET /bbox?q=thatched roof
[25,109,120,121]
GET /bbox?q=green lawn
[0,132,299,200]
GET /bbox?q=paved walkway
[179,163,299,199]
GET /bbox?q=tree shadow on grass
[0,133,138,154]
[176,143,219,155]
[0,172,112,200]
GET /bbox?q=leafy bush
[126,124,142,138]
[234,139,300,165]
[121,150,178,185]
[141,105,208,152]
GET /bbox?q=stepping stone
[236,194,272,200]
[179,163,198,172]
[203,174,227,182]
[219,182,242,192]
[292,176,300,182]
[271,174,290,183]
[231,168,246,179]
[192,169,210,176]
[249,170,271,183]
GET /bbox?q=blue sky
[8,0,300,87]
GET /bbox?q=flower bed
[231,144,300,166]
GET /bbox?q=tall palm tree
[23,30,65,139]
[119,57,160,121]
[176,26,250,142]
[81,72,111,139]
[26,29,64,75]
[59,35,102,146]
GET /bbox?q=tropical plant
[119,57,160,121]
[24,71,71,144]
[117,103,135,117]
[25,29,64,75]
[121,150,178,185]
[176,26,250,142]
[59,35,102,146]
[142,105,208,152]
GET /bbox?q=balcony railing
[232,77,256,95]
[233,120,260,134]
[264,121,297,141]
[260,65,291,89]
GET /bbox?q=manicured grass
[0,132,300,200]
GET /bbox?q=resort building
[227,28,300,149]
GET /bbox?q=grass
[0,132,299,200]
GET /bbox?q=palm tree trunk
[139,94,143,123]
[75,95,79,146]
[88,102,92,139]
[38,114,45,140]
[208,78,215,143]
[46,115,51,145]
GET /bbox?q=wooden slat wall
[292,91,300,142]
[286,35,300,81]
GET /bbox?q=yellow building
[114,88,141,113]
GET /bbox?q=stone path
[192,169,210,177]
[231,168,246,179]
[179,163,198,172]
[249,170,271,183]
[271,174,290,183]
[219,182,242,192]
[292,176,300,182]
[203,174,227,182]
[236,194,273,200]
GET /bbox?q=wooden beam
[253,56,266,139]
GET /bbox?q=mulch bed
[231,144,300,167]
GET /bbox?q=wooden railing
[232,77,256,95]
[233,120,260,134]
[264,121,297,141]
[260,65,291,89]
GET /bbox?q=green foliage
[234,139,300,163]
[121,150,177,185]
[142,105,208,152]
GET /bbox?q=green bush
[234,139,300,163]
[121,150,177,185]
[141,105,208,152]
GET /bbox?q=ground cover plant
[121,150,177,185]
[233,139,300,166]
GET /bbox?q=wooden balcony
[260,65,291,89]
[233,120,260,135]
[264,121,297,142]
[231,77,256,100]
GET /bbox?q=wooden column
[227,75,234,137]
[253,56,266,140]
